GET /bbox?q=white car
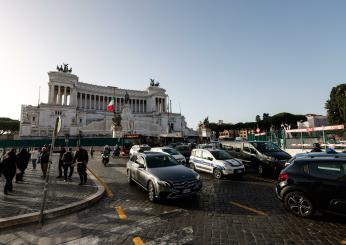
[189,149,245,179]
[129,145,151,157]
[150,147,186,164]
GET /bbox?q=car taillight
[278,172,288,182]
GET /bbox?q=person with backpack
[62,148,74,182]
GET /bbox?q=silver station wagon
[127,151,202,202]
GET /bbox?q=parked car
[221,141,291,176]
[126,152,202,202]
[189,148,245,179]
[285,152,346,167]
[276,156,346,218]
[129,144,151,157]
[175,145,192,161]
[151,147,186,164]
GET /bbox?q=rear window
[309,162,346,181]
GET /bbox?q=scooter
[101,153,110,166]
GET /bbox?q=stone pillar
[162,99,165,112]
[63,87,67,105]
[88,94,91,109]
[49,84,54,104]
[57,86,62,105]
[84,94,87,108]
[93,95,96,109]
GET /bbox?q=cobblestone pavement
[0,154,98,219]
[0,155,345,245]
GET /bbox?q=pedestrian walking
[39,147,50,179]
[16,148,31,183]
[62,148,74,182]
[73,146,89,185]
[57,147,66,179]
[30,148,39,170]
[1,149,17,195]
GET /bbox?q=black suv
[276,156,346,218]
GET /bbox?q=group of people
[0,145,90,195]
[56,146,89,185]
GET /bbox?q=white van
[189,149,245,179]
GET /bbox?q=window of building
[32,116,35,122]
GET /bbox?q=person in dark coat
[73,146,89,185]
[2,149,17,194]
[16,148,31,182]
[62,148,74,182]
[40,147,50,179]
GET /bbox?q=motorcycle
[101,153,110,166]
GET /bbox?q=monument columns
[63,87,67,105]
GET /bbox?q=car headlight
[157,180,171,187]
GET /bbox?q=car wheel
[284,191,315,218]
[148,181,157,202]
[213,168,222,179]
[127,170,133,184]
[258,164,265,176]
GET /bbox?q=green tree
[255,115,261,123]
[0,117,20,135]
[325,84,346,124]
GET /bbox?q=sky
[1,0,346,128]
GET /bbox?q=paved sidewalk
[0,154,99,222]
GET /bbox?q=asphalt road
[0,156,345,245]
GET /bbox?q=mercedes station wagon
[127,152,202,202]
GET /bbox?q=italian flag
[107,97,115,112]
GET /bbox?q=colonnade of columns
[49,85,72,106]
[155,97,166,113]
[76,93,147,113]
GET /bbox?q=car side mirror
[207,157,213,161]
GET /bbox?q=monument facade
[20,65,196,138]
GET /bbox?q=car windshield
[251,142,281,153]
[210,150,232,160]
[139,146,151,151]
[162,148,179,155]
[146,155,180,168]
[176,146,189,151]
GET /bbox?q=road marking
[86,166,114,198]
[115,206,127,220]
[341,240,346,244]
[133,237,144,245]
[230,201,268,216]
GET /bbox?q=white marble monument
[19,66,196,138]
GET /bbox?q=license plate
[183,189,191,194]
[236,169,243,173]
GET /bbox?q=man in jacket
[62,148,74,182]
[2,149,17,194]
[40,147,50,179]
[16,148,31,182]
[73,146,89,185]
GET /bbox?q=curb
[0,170,105,229]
